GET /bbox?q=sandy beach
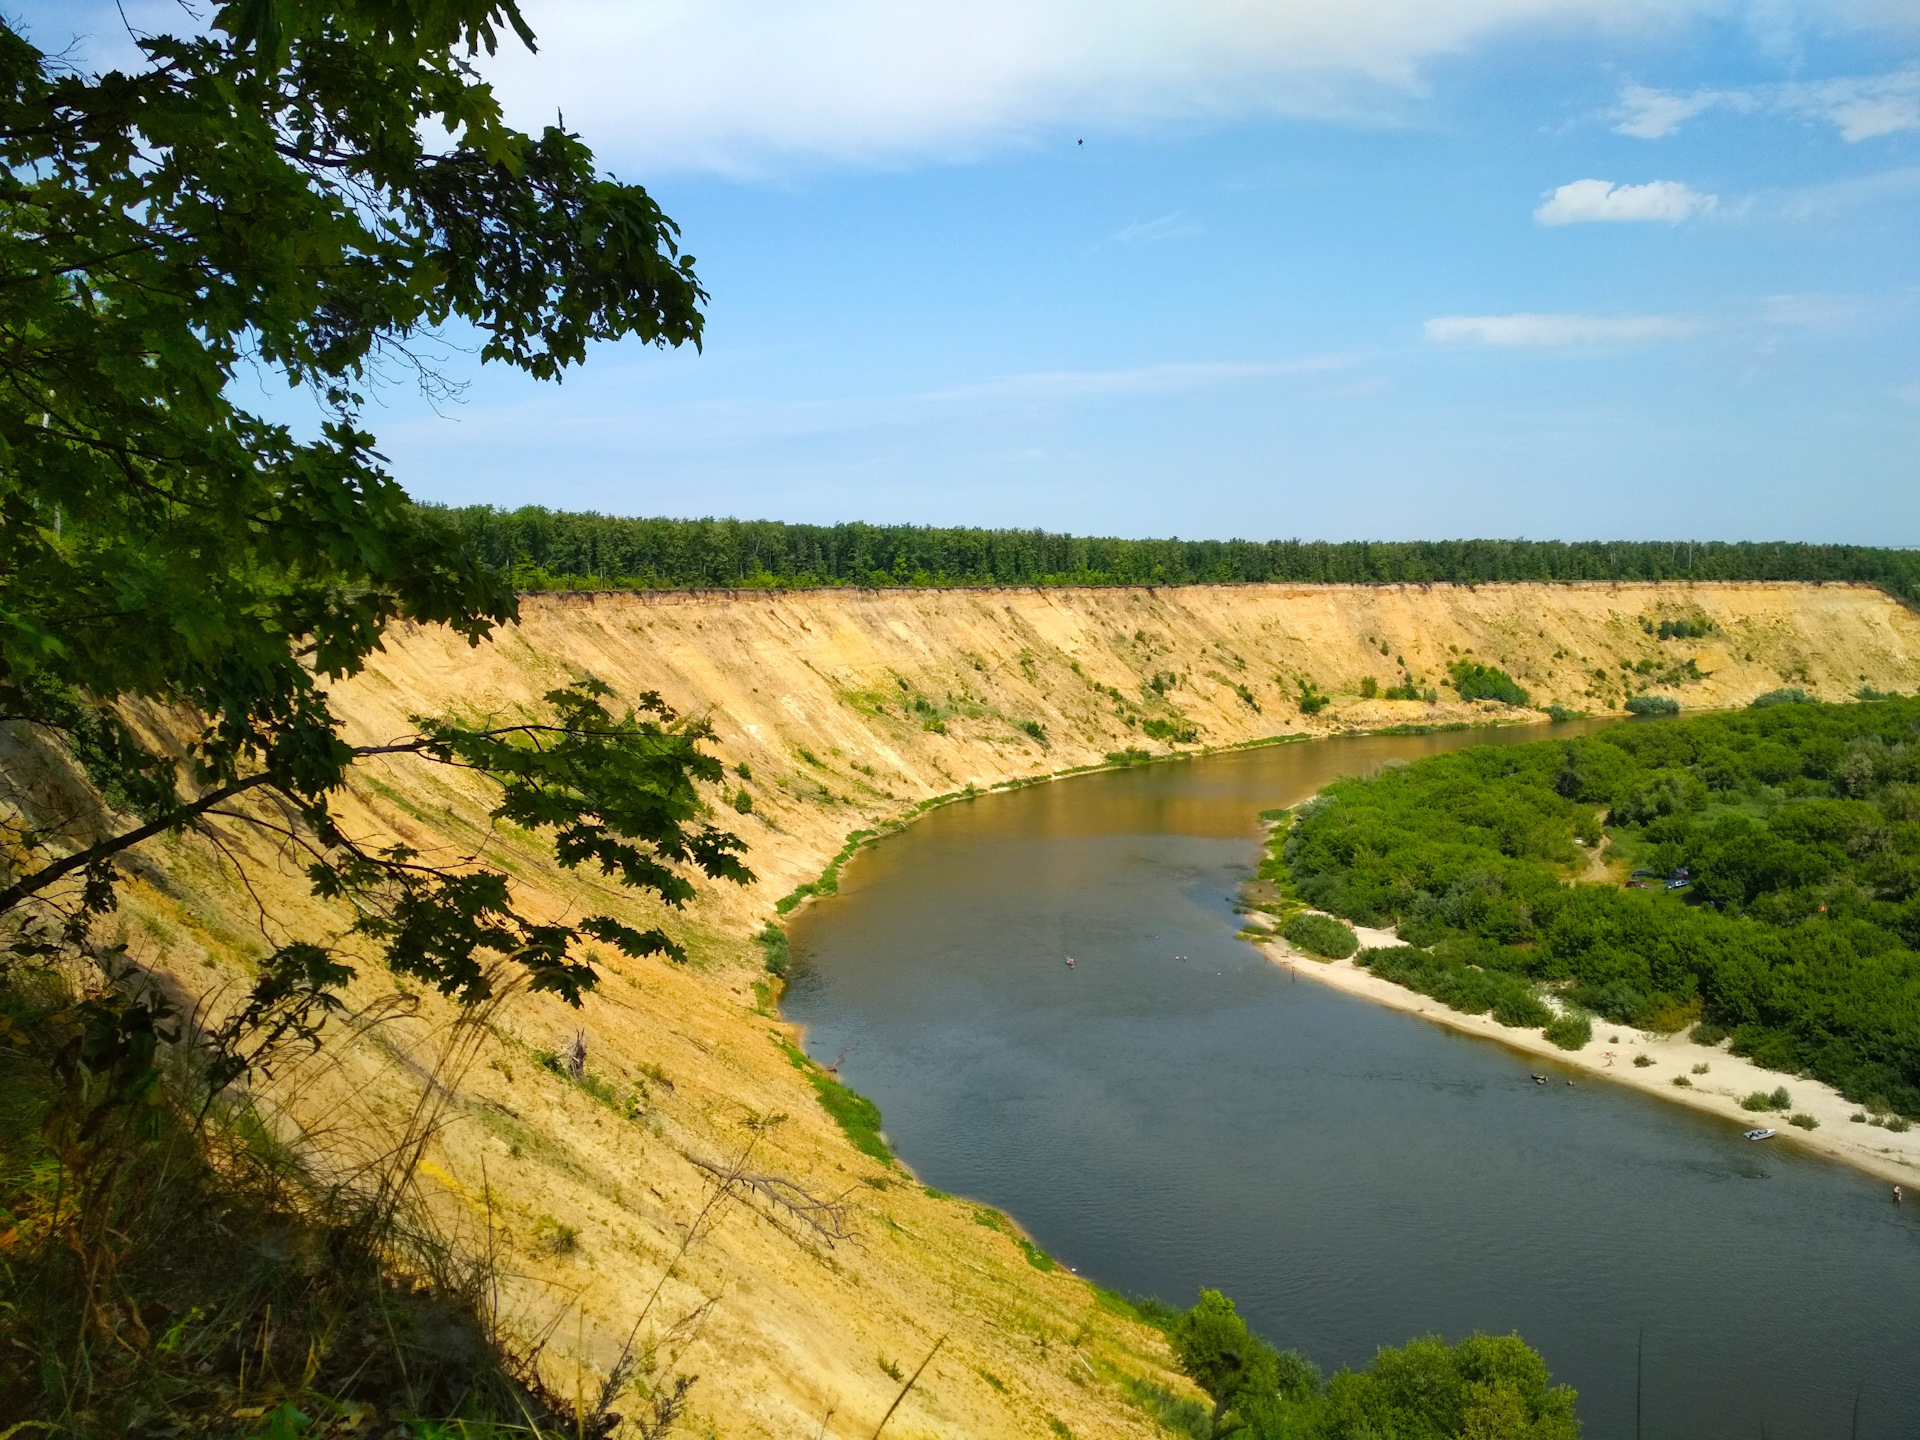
[1251,919,1920,1190]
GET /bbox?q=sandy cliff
[80,581,1920,1437]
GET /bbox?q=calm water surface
[784,729,1920,1439]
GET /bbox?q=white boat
[1744,1127,1776,1141]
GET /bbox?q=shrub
[756,923,790,976]
[1295,679,1331,715]
[1692,1063,1710,1075]
[736,760,753,779]
[1740,1087,1792,1112]
[1141,716,1197,743]
[1633,1053,1655,1067]
[1750,688,1813,708]
[1448,660,1531,707]
[1671,1075,1692,1087]
[1017,718,1048,743]
[1282,912,1358,959]
[1625,695,1680,717]
[1656,617,1715,640]
[732,787,753,813]
[1692,1024,1728,1047]
[1493,990,1553,1028]
[1851,1112,1867,1122]
[1889,1116,1913,1133]
[1544,1012,1592,1050]
[1359,676,1379,699]
[1788,1113,1819,1130]
[1546,703,1584,722]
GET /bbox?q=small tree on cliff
[0,3,745,1075]
[1171,1289,1284,1430]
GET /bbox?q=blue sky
[23,1,1920,542]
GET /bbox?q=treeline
[1276,698,1920,1117]
[429,506,1920,603]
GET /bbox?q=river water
[783,726,1920,1437]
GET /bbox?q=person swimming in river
[1065,957,1074,967]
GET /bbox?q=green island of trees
[1264,697,1920,1117]
[1138,1288,1579,1440]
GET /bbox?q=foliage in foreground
[1154,1289,1579,1440]
[1276,699,1920,1115]
[0,966,586,1437]
[0,0,741,1428]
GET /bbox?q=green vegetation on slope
[1272,698,1920,1116]
[434,507,1920,604]
[1146,1289,1578,1440]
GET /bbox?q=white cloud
[1615,67,1920,142]
[1612,84,1743,139]
[1424,313,1704,347]
[481,0,1881,175]
[1534,178,1716,225]
[1111,211,1205,246]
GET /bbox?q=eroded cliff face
[79,583,1920,1437]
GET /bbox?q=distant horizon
[426,501,1917,552]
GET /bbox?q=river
[782,726,1920,1438]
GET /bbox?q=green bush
[1448,660,1531,707]
[1282,912,1358,959]
[756,923,790,976]
[1295,678,1331,715]
[1750,688,1813,707]
[1788,1113,1818,1130]
[1672,1075,1693,1087]
[1740,1087,1792,1112]
[1691,1024,1728,1047]
[732,787,753,813]
[1141,716,1198,743]
[1625,695,1680,716]
[1633,1053,1655,1067]
[1359,676,1379,698]
[1544,1013,1592,1050]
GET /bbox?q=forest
[432,505,1920,604]
[1272,698,1920,1118]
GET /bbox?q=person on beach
[1897,1185,1904,1206]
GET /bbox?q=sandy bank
[1253,922,1920,1189]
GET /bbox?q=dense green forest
[433,505,1920,603]
[1270,699,1920,1118]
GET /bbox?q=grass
[773,1037,892,1165]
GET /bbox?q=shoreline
[1253,923,1920,1189]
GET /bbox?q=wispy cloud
[1534,178,1716,225]
[1615,67,1920,142]
[1424,313,1704,347]
[1771,166,1920,220]
[1111,211,1205,245]
[920,356,1355,403]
